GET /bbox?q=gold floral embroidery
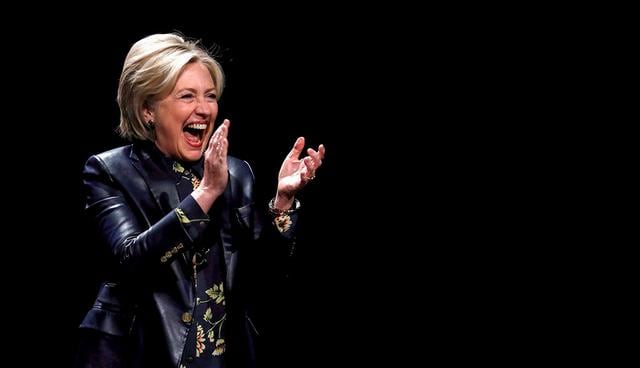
[195,324,206,356]
[195,282,227,357]
[173,162,185,174]
[175,208,190,224]
[190,176,200,190]
[213,338,226,356]
[204,283,225,305]
[175,208,208,225]
[172,161,199,189]
[274,214,292,233]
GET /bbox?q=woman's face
[146,62,218,162]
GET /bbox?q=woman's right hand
[192,119,229,212]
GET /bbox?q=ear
[142,101,155,125]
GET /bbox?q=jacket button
[181,312,193,323]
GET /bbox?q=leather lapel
[218,172,238,290]
[129,145,181,214]
[129,145,237,287]
[129,145,191,270]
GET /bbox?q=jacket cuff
[268,198,300,240]
[272,211,298,240]
[174,195,210,243]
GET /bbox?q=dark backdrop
[40,22,364,367]
[16,13,533,366]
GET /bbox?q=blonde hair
[116,33,225,141]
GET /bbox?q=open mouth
[183,123,208,147]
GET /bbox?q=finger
[216,127,226,156]
[208,125,219,145]
[215,136,225,156]
[306,147,322,166]
[205,136,215,157]
[207,123,223,153]
[318,144,325,160]
[220,120,230,159]
[217,119,230,130]
[286,137,305,159]
[211,119,228,142]
[301,157,316,182]
[214,124,226,146]
[211,120,230,149]
[220,119,230,139]
[303,156,315,173]
[220,138,228,160]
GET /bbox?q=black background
[10,11,543,366]
[33,20,387,367]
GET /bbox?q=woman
[75,33,325,368]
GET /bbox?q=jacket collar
[129,141,182,213]
[128,142,237,288]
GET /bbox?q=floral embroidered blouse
[150,151,298,368]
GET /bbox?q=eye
[206,93,217,100]
[179,93,194,99]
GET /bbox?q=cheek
[209,102,219,116]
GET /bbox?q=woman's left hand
[273,137,325,210]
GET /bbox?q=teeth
[186,123,207,130]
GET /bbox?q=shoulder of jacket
[226,155,255,205]
[93,145,133,164]
[84,145,134,179]
[228,155,254,180]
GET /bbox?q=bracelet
[268,198,301,215]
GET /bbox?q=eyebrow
[177,87,217,94]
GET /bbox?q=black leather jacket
[79,143,295,368]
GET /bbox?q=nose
[195,96,213,117]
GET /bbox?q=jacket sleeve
[83,155,210,271]
[230,159,299,267]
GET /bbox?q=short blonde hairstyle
[117,33,225,141]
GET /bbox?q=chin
[182,150,203,162]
